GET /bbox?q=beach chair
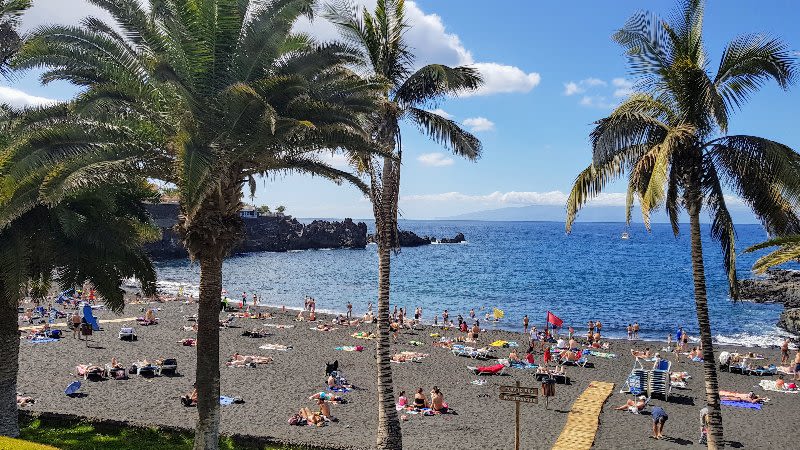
[747,364,777,376]
[159,358,178,376]
[649,360,672,401]
[118,327,137,341]
[623,374,646,396]
[220,315,236,328]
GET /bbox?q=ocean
[153,220,797,347]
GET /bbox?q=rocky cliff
[367,231,466,247]
[144,203,368,259]
[740,270,800,335]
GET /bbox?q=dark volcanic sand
[17,302,799,449]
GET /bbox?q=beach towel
[334,346,364,352]
[219,396,244,406]
[262,323,294,329]
[408,340,425,346]
[509,361,538,370]
[27,337,58,344]
[721,400,762,410]
[259,344,291,351]
[759,379,799,393]
[352,332,375,340]
[471,379,487,385]
[588,351,617,359]
[310,326,337,332]
[429,333,440,338]
[328,386,350,393]
[489,340,508,347]
[471,363,505,375]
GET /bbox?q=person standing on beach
[794,349,800,381]
[651,405,668,439]
[368,301,373,314]
[781,338,790,364]
[595,320,602,334]
[587,320,594,336]
[241,291,247,308]
[633,322,640,340]
[469,308,475,319]
[346,301,352,319]
[392,305,398,322]
[568,326,574,340]
[442,309,449,326]
[523,315,529,333]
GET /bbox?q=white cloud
[0,86,57,108]
[612,78,634,98]
[318,152,352,170]
[579,95,615,109]
[563,78,607,96]
[295,1,539,97]
[426,108,453,119]
[402,190,627,206]
[463,117,495,132]
[417,152,454,167]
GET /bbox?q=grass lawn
[19,419,309,450]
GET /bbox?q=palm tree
[0,107,159,436]
[325,1,483,447]
[745,235,800,273]
[13,1,379,448]
[565,1,800,447]
[0,0,29,77]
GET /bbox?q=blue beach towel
[219,396,235,406]
[721,400,762,410]
[28,338,59,344]
[328,386,350,393]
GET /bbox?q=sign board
[500,385,539,396]
[499,393,538,404]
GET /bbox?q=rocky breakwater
[367,230,466,247]
[143,203,367,259]
[740,270,800,335]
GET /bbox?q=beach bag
[111,368,128,380]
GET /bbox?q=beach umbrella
[64,381,81,396]
[493,308,504,320]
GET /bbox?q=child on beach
[781,338,790,364]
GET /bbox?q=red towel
[477,364,505,374]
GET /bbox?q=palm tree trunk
[375,235,401,450]
[688,196,725,449]
[193,254,223,450]
[0,287,20,437]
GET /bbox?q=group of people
[397,386,448,414]
[626,322,640,340]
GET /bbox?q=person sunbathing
[413,388,428,409]
[309,311,316,322]
[630,348,652,358]
[296,311,305,321]
[430,386,448,413]
[16,394,35,406]
[776,375,785,390]
[509,349,520,362]
[299,405,325,426]
[309,392,345,403]
[720,390,765,403]
[615,395,647,412]
[316,323,333,331]
[181,384,198,407]
[226,352,272,367]
[109,357,122,369]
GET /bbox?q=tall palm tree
[325,1,483,448]
[565,1,800,447]
[0,0,29,77]
[13,1,379,448]
[745,235,800,273]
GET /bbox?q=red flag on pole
[546,311,563,328]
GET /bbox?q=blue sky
[3,0,800,219]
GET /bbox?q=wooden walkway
[552,381,614,450]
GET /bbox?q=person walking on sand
[523,315,529,334]
[346,301,352,319]
[781,338,790,364]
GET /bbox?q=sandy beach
[17,301,800,449]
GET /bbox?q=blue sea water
[154,221,798,347]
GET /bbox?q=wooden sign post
[499,381,538,450]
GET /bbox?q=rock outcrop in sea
[740,270,800,335]
[367,230,466,247]
[144,203,368,259]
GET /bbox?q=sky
[3,0,800,220]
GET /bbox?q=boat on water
[621,231,630,240]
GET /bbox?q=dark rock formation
[144,203,367,259]
[778,308,800,335]
[367,230,466,247]
[740,270,800,309]
[439,232,466,244]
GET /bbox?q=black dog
[325,360,339,377]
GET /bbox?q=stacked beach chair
[622,358,671,401]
